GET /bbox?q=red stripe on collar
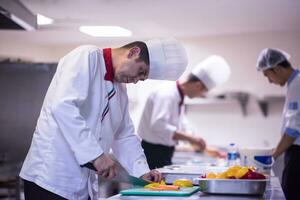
[176,80,184,106]
[103,48,114,82]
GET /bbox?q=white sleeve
[149,93,177,142]
[112,89,149,177]
[180,114,191,132]
[284,100,300,138]
[51,48,104,165]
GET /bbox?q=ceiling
[1,0,300,45]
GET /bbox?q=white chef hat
[191,55,231,90]
[256,48,291,71]
[145,38,188,80]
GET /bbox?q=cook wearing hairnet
[256,48,300,200]
[137,55,231,169]
[19,38,187,200]
[256,48,291,72]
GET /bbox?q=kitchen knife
[81,162,151,187]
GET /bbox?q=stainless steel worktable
[106,177,285,200]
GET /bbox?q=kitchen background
[0,0,300,197]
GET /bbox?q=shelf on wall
[185,92,285,117]
[257,95,285,117]
[185,92,250,116]
[185,98,237,105]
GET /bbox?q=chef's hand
[140,169,162,182]
[189,136,206,152]
[204,147,226,158]
[93,154,117,180]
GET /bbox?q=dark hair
[277,60,291,68]
[186,73,200,83]
[122,41,149,65]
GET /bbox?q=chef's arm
[275,96,300,159]
[173,131,206,151]
[274,107,300,160]
[273,134,296,160]
[173,131,192,141]
[51,49,104,165]
[112,89,149,178]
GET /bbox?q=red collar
[176,80,184,106]
[103,48,114,82]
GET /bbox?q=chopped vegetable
[206,172,217,179]
[144,180,180,191]
[203,165,266,180]
[147,185,180,191]
[173,179,193,187]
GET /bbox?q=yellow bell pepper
[172,179,193,187]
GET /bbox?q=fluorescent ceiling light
[79,26,132,37]
[37,14,53,25]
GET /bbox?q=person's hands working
[189,136,206,151]
[204,147,226,158]
[140,169,162,182]
[93,154,117,180]
[173,131,206,151]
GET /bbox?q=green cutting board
[120,186,199,196]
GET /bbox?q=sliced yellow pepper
[172,179,193,187]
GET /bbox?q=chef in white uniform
[19,38,188,200]
[256,48,300,200]
[137,55,231,169]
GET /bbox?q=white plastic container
[239,147,274,175]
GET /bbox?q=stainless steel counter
[105,177,285,200]
[100,151,285,199]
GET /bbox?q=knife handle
[81,162,97,171]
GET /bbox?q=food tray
[195,178,269,195]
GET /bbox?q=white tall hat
[192,55,231,90]
[256,48,291,71]
[145,38,188,80]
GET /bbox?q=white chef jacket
[20,45,149,200]
[137,81,188,146]
[281,69,300,145]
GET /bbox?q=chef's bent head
[191,55,231,90]
[113,38,188,84]
[176,55,231,99]
[256,48,291,86]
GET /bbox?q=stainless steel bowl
[196,178,269,195]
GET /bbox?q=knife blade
[81,161,151,186]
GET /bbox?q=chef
[137,55,231,169]
[19,38,188,200]
[256,48,300,200]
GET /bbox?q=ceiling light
[79,26,132,37]
[37,14,53,25]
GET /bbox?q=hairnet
[256,48,290,71]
